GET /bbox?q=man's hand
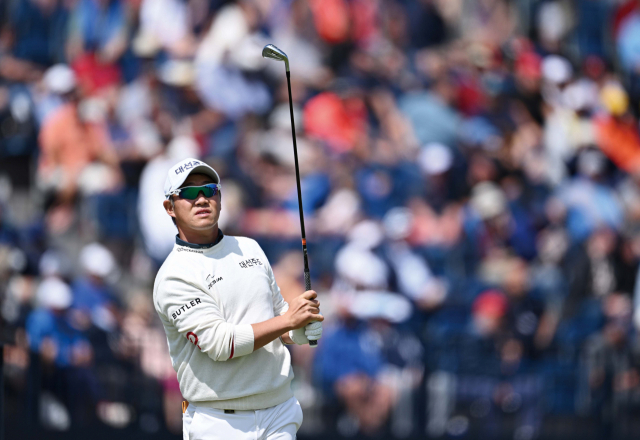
[284,290,323,330]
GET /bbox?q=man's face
[164,173,221,232]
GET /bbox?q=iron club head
[262,44,289,72]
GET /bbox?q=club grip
[304,271,311,291]
[304,271,318,347]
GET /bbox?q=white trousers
[183,396,303,440]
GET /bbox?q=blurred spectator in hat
[26,277,92,368]
[333,220,389,294]
[26,277,98,427]
[382,207,448,310]
[315,291,415,436]
[593,82,640,176]
[37,69,123,230]
[138,136,200,266]
[417,142,463,212]
[541,55,574,106]
[0,0,68,82]
[35,64,78,124]
[70,243,119,329]
[556,148,623,241]
[466,181,537,261]
[461,290,512,376]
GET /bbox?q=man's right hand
[284,290,324,330]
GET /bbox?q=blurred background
[3,0,640,439]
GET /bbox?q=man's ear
[163,199,176,220]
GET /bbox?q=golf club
[262,44,318,347]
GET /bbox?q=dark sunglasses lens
[180,185,216,199]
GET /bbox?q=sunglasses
[170,183,221,200]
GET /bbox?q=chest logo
[207,276,223,289]
[239,258,262,269]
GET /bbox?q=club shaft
[285,70,317,347]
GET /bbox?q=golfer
[153,158,323,439]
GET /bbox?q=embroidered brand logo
[239,258,262,269]
[171,298,202,319]
[177,247,204,253]
[207,276,223,289]
[174,160,203,175]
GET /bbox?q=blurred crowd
[3,0,640,438]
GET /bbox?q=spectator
[37,75,123,233]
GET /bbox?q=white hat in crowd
[349,291,413,323]
[43,64,76,95]
[37,278,72,310]
[470,181,507,220]
[80,243,117,279]
[542,55,573,85]
[419,143,453,176]
[335,244,389,289]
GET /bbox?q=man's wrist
[279,313,294,333]
[280,334,294,345]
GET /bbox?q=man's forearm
[251,315,292,351]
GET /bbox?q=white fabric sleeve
[157,276,254,361]
[256,244,289,316]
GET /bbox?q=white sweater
[153,231,293,410]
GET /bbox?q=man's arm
[158,276,254,361]
[256,243,302,345]
[253,290,322,350]
[157,276,322,358]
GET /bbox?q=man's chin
[190,218,218,230]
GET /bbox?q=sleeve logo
[171,298,202,320]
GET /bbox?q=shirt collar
[175,229,224,249]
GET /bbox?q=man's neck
[178,225,219,245]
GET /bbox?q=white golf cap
[164,158,221,199]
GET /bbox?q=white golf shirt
[153,230,294,410]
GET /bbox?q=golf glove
[290,320,323,345]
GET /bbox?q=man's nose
[194,191,209,204]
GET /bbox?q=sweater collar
[175,229,224,249]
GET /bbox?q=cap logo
[175,160,203,175]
